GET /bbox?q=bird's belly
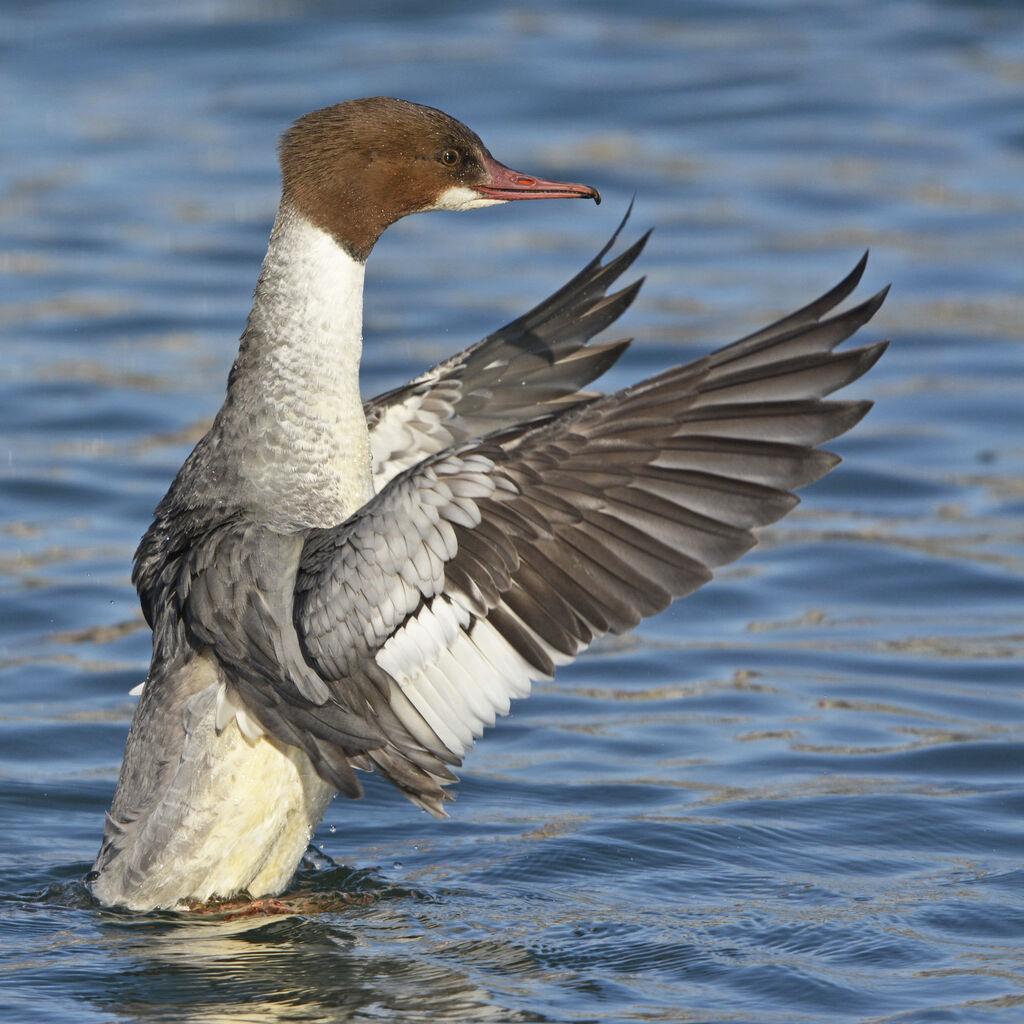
[172,709,336,904]
[91,680,335,911]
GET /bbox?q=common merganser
[88,97,888,912]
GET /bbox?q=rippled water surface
[2,2,1023,1022]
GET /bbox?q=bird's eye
[440,149,461,166]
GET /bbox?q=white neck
[214,204,373,530]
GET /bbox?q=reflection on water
[2,0,1024,1021]
[19,890,502,1024]
[96,911,491,1024]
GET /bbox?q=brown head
[278,97,600,261]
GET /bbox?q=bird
[88,97,888,912]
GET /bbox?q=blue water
[2,2,1023,1021]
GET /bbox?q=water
[2,1,1023,1021]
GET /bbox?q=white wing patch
[377,595,478,756]
[374,585,579,759]
[369,383,461,491]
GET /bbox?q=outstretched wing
[262,261,884,814]
[363,210,647,490]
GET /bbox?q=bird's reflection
[84,868,511,1024]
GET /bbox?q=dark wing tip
[858,337,890,373]
[870,283,892,308]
